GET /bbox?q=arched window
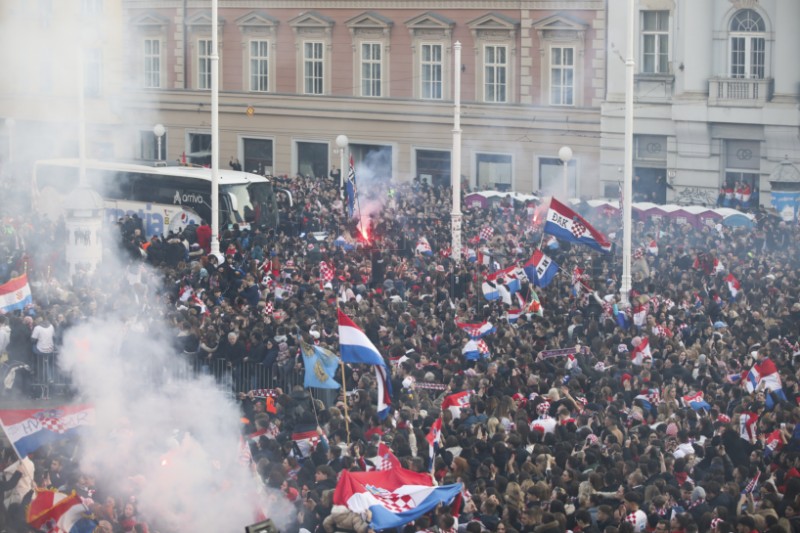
[729,9,765,79]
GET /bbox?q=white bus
[33,159,278,238]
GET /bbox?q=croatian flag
[462,339,489,361]
[725,273,741,298]
[415,237,433,256]
[0,274,32,313]
[632,304,648,327]
[0,404,95,458]
[27,489,97,533]
[745,357,785,409]
[455,320,496,339]
[630,338,651,366]
[441,391,471,418]
[370,443,401,471]
[647,239,659,256]
[333,467,461,530]
[523,250,558,288]
[543,198,612,253]
[490,266,523,293]
[292,428,323,458]
[426,418,442,467]
[338,309,392,419]
[481,280,500,302]
[682,391,711,411]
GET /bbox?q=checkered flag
[742,470,760,494]
[319,261,335,283]
[570,219,588,239]
[264,301,274,316]
[480,226,494,241]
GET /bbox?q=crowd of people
[1,169,800,533]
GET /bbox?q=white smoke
[53,251,291,532]
[352,147,393,235]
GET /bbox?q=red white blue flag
[544,198,611,253]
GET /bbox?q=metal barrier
[29,353,304,400]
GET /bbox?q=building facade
[121,0,607,196]
[601,0,800,207]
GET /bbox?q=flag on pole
[346,154,357,218]
[527,289,544,317]
[543,198,612,253]
[0,274,32,313]
[300,337,341,389]
[523,250,558,288]
[426,418,442,467]
[338,309,392,419]
[725,273,741,298]
[371,442,401,471]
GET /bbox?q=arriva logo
[173,191,205,205]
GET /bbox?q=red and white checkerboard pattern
[366,485,415,513]
[264,301,274,316]
[570,219,588,239]
[40,416,67,434]
[320,261,335,282]
[479,226,494,241]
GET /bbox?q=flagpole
[0,419,23,461]
[337,303,352,447]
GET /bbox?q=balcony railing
[708,77,773,107]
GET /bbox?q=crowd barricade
[27,351,303,399]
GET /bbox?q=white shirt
[31,324,55,353]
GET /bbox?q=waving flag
[632,304,648,327]
[415,236,432,256]
[371,443,401,471]
[506,294,524,324]
[292,428,323,458]
[0,274,32,313]
[479,226,494,241]
[462,339,490,361]
[320,261,335,283]
[725,273,741,298]
[647,239,659,256]
[333,467,461,530]
[27,490,82,529]
[481,280,500,302]
[338,309,392,418]
[527,289,543,317]
[0,405,95,459]
[630,337,651,366]
[543,198,612,253]
[455,320,495,339]
[426,418,442,467]
[486,266,523,297]
[300,337,340,389]
[441,391,471,418]
[682,391,711,411]
[745,357,785,409]
[524,250,558,288]
[346,154,357,218]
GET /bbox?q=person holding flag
[338,309,392,419]
[543,198,612,253]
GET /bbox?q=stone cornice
[123,1,604,10]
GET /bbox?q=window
[144,39,161,89]
[484,45,507,103]
[361,43,381,97]
[729,9,765,79]
[641,11,669,74]
[476,153,512,189]
[550,47,574,106]
[303,42,324,95]
[140,130,168,161]
[421,44,443,100]
[81,0,102,16]
[249,40,269,92]
[198,39,212,90]
[187,133,211,166]
[539,157,577,197]
[242,138,273,175]
[83,48,102,97]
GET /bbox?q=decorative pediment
[346,11,393,38]
[405,11,455,38]
[467,12,519,41]
[186,10,225,32]
[130,11,169,30]
[236,11,278,35]
[531,13,588,41]
[288,10,334,34]
[467,12,519,31]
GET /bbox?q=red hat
[621,373,632,384]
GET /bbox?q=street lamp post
[153,124,165,162]
[621,0,635,306]
[210,0,221,256]
[336,135,348,200]
[558,146,573,201]
[451,41,463,263]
